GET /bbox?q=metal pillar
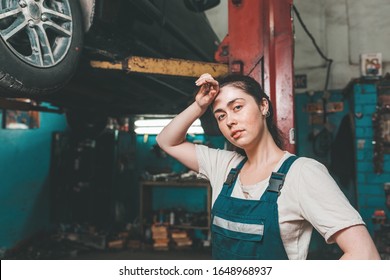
[216,0,295,153]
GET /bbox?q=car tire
[0,0,84,97]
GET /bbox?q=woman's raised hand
[195,73,219,109]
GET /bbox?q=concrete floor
[4,234,341,260]
[73,248,212,260]
[72,247,342,260]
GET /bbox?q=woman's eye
[234,105,242,111]
[217,114,226,121]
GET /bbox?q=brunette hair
[216,74,285,149]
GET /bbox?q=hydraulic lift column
[216,0,295,153]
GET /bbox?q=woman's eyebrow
[213,98,245,114]
[213,108,224,115]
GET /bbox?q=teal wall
[353,83,390,234]
[0,109,67,250]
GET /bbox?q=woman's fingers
[194,73,220,107]
[200,83,211,93]
[196,78,218,87]
[198,84,219,99]
[195,73,218,87]
[195,73,212,84]
[195,73,219,100]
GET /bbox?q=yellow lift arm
[90,56,229,78]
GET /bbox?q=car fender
[79,0,96,32]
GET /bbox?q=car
[0,0,222,136]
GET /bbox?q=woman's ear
[260,98,269,116]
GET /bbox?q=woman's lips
[231,130,244,139]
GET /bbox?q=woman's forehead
[214,86,251,105]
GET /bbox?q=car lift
[90,56,229,79]
[90,0,295,153]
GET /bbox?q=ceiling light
[134,118,204,135]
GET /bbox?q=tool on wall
[306,92,344,159]
[312,92,334,158]
[371,183,390,259]
[373,74,390,174]
[385,183,390,211]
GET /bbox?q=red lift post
[216,0,295,153]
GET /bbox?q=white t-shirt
[195,144,365,260]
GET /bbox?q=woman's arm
[156,73,219,172]
[333,225,381,260]
[295,159,380,260]
[156,102,206,172]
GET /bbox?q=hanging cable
[293,5,333,91]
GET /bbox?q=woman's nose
[226,115,237,127]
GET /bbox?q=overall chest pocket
[211,213,266,259]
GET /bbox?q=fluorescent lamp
[134,119,201,127]
[134,126,164,135]
[134,118,204,135]
[134,119,172,127]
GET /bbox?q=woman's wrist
[192,101,209,117]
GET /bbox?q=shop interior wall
[293,0,390,92]
[0,110,67,250]
[352,83,390,233]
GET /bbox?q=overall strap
[267,155,298,195]
[222,158,247,195]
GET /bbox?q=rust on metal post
[263,0,295,153]
[221,0,295,153]
[225,0,264,82]
[90,56,228,78]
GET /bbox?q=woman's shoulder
[283,154,338,196]
[195,144,244,162]
[195,144,245,186]
[286,152,327,170]
[195,144,245,174]
[284,153,332,183]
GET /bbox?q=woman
[156,73,380,260]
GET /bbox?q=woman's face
[212,85,268,149]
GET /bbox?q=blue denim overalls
[211,155,298,259]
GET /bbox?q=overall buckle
[267,172,286,195]
[224,168,238,187]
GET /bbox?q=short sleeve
[296,158,365,243]
[195,144,244,205]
